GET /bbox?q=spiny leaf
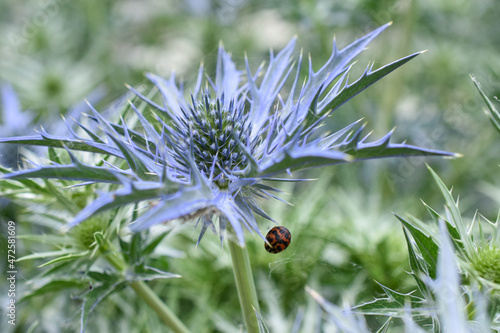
[43,179,81,214]
[253,306,271,333]
[401,225,434,300]
[17,250,82,262]
[395,214,439,279]
[257,148,351,177]
[0,165,47,193]
[0,134,123,157]
[87,103,161,179]
[87,113,155,151]
[38,251,89,267]
[2,162,127,183]
[129,185,215,232]
[79,278,127,333]
[129,232,143,266]
[326,52,424,113]
[42,258,93,278]
[143,231,171,256]
[427,166,475,257]
[303,22,394,117]
[127,266,181,282]
[421,200,463,250]
[248,36,296,133]
[87,271,117,282]
[257,138,456,177]
[20,279,91,303]
[306,286,371,331]
[342,139,459,160]
[16,234,70,246]
[48,146,65,165]
[351,283,427,317]
[472,76,500,134]
[66,180,168,229]
[71,117,105,144]
[376,318,393,333]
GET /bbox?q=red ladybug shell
[264,226,291,254]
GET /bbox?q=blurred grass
[1,0,499,331]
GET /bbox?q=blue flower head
[0,23,457,246]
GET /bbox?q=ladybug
[264,226,291,254]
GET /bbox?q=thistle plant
[302,79,500,332]
[350,167,500,330]
[308,218,492,332]
[1,23,457,332]
[0,22,455,243]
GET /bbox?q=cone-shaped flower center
[180,95,250,188]
[472,246,500,285]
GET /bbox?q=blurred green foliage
[1,0,500,332]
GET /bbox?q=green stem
[130,281,191,333]
[229,240,260,333]
[95,232,190,333]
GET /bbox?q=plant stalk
[96,232,190,333]
[229,240,260,333]
[130,280,191,333]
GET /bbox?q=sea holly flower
[0,23,456,246]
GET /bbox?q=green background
[1,0,499,331]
